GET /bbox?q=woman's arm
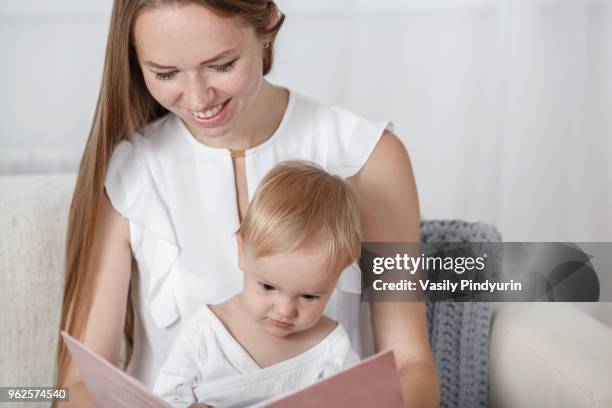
[58,191,133,407]
[348,130,440,408]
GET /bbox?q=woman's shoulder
[104,113,184,228]
[289,91,387,130]
[106,113,187,182]
[112,112,182,158]
[286,91,392,178]
[289,91,361,129]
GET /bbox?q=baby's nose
[275,298,297,319]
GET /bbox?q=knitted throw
[420,220,502,408]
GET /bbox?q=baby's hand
[188,404,213,408]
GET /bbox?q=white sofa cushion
[0,173,75,394]
[490,303,612,408]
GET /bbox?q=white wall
[0,1,111,173]
[1,0,610,243]
[270,0,612,243]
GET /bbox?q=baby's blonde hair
[237,160,362,273]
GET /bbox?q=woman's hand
[348,130,440,408]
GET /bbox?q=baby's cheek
[303,303,326,325]
[251,297,266,316]
[245,291,269,318]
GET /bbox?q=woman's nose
[182,72,213,110]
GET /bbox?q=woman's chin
[184,118,234,143]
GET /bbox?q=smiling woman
[132,3,274,145]
[54,1,438,407]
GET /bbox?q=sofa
[1,173,611,407]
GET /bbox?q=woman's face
[133,3,266,143]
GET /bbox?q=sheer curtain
[271,0,611,242]
[1,0,610,323]
[1,0,608,241]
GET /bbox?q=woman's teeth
[191,102,224,119]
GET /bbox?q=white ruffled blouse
[104,90,391,389]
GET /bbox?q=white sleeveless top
[104,90,391,389]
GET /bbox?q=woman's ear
[268,3,281,30]
[262,3,282,43]
[236,232,245,271]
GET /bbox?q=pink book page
[61,331,170,408]
[63,331,404,408]
[260,350,404,408]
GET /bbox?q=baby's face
[239,239,341,338]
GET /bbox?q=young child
[153,160,363,408]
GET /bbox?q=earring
[263,42,271,49]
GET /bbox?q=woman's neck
[196,81,289,152]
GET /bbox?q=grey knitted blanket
[420,220,502,408]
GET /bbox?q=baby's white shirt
[153,305,359,408]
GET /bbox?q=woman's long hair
[55,0,284,393]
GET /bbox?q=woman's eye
[213,59,237,73]
[154,71,177,81]
[259,282,275,291]
[301,294,320,301]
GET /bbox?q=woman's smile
[186,98,233,126]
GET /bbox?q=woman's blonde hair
[237,161,362,273]
[55,0,284,392]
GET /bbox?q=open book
[62,331,404,407]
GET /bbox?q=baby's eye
[154,71,177,81]
[259,282,275,291]
[301,294,320,301]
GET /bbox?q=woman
[55,1,440,406]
